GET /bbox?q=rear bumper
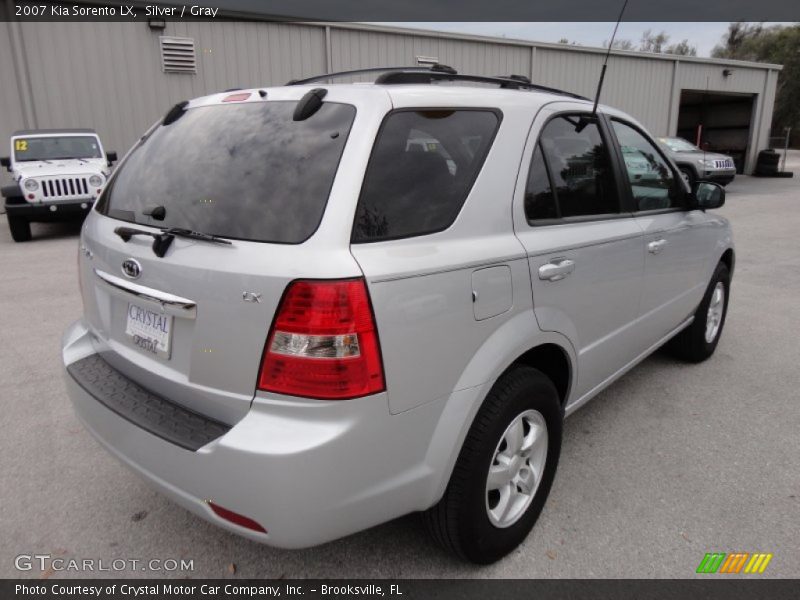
[62,319,476,548]
[6,199,93,220]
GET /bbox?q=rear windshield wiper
[114,226,231,258]
[162,227,232,246]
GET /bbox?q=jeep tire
[7,213,32,242]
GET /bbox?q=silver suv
[62,66,733,564]
[658,136,737,187]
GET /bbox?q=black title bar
[2,0,800,22]
[3,579,800,600]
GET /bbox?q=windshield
[97,101,356,244]
[659,137,699,153]
[13,136,102,161]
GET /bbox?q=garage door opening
[677,90,756,174]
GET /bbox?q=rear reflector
[208,502,267,534]
[258,278,385,400]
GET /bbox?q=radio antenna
[592,0,630,115]
[704,76,710,154]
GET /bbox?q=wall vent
[160,36,196,74]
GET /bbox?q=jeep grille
[40,177,90,199]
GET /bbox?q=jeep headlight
[698,159,716,168]
[23,179,39,192]
[88,174,104,187]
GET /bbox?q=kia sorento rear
[62,87,399,546]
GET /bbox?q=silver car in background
[658,136,737,187]
[62,67,734,564]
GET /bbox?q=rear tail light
[258,278,385,400]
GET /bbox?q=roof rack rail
[286,65,588,101]
[503,74,531,84]
[286,65,446,86]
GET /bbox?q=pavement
[0,154,798,579]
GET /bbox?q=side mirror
[0,156,10,171]
[106,151,118,166]
[693,181,725,210]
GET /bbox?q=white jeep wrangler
[1,129,117,242]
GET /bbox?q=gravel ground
[1,153,798,579]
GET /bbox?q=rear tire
[7,213,32,242]
[667,262,730,362]
[423,366,562,564]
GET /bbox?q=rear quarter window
[352,109,501,243]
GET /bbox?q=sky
[386,22,766,57]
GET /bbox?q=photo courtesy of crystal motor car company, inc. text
[1,0,799,598]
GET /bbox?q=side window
[524,142,557,221]
[536,115,619,219]
[611,120,682,211]
[352,109,500,243]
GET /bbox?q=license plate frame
[125,302,173,359]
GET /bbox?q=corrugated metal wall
[535,49,676,134]
[329,28,531,77]
[0,19,779,178]
[0,21,27,146]
[1,19,326,170]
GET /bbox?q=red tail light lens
[258,278,385,400]
[208,502,267,534]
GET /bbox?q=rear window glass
[352,109,500,243]
[98,101,356,244]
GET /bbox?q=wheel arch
[675,161,698,178]
[422,318,575,509]
[720,247,735,278]
[505,343,572,406]
[451,309,576,407]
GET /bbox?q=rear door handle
[648,239,667,254]
[538,258,575,282]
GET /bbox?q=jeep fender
[1,183,22,200]
[676,162,698,179]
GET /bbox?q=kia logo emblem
[121,258,142,279]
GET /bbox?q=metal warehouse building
[0,9,782,176]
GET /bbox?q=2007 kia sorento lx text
[62,66,733,564]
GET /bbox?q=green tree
[665,39,697,56]
[604,31,696,56]
[712,22,800,138]
[639,29,669,53]
[604,38,635,50]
